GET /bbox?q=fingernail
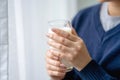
[60,64,66,68]
[54,57,59,60]
[52,28,58,32]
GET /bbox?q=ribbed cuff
[62,69,75,80]
[77,60,106,80]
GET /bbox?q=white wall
[77,0,98,9]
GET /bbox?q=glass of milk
[48,19,73,72]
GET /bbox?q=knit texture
[63,3,120,80]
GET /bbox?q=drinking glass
[48,19,73,72]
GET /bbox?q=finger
[46,50,59,60]
[46,56,61,67]
[46,50,66,68]
[47,33,73,47]
[46,64,66,72]
[60,51,74,63]
[48,70,66,77]
[71,28,78,35]
[49,49,73,67]
[51,28,78,41]
[47,40,71,53]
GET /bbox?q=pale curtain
[8,0,78,80]
[8,0,97,80]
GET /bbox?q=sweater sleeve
[76,60,119,80]
[66,4,120,80]
[63,68,81,80]
[63,60,119,80]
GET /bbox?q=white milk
[48,27,73,72]
[48,27,71,34]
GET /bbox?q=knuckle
[76,46,82,52]
[65,33,70,38]
[58,44,66,51]
[53,51,60,58]
[58,44,63,50]
[68,54,74,62]
[79,39,84,45]
[61,38,65,43]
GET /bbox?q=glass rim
[48,19,72,28]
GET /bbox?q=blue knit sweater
[63,4,120,80]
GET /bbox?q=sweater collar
[94,3,120,42]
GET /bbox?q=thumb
[71,28,78,36]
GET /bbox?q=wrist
[76,57,92,71]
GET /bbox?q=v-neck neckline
[94,4,120,42]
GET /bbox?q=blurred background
[8,0,98,80]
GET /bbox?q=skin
[99,0,120,16]
[46,0,120,80]
[108,2,120,16]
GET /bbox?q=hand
[47,28,92,71]
[45,49,67,80]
